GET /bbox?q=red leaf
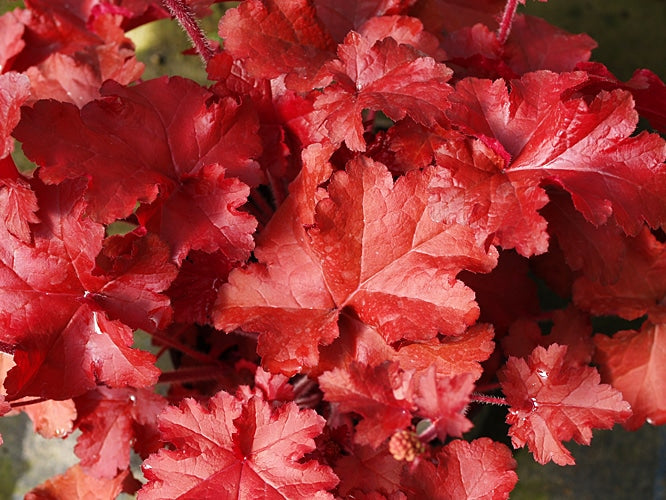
[25,465,135,500]
[0,71,30,158]
[334,443,405,497]
[13,77,261,263]
[411,367,474,440]
[504,15,597,74]
[394,323,496,379]
[214,158,496,374]
[0,10,26,72]
[219,0,336,86]
[499,344,631,465]
[445,71,666,236]
[0,181,175,399]
[315,34,452,151]
[430,130,549,256]
[0,176,40,244]
[139,391,338,499]
[573,227,666,322]
[22,398,76,439]
[24,13,144,107]
[319,361,414,447]
[502,307,595,366]
[542,188,627,285]
[577,62,666,135]
[594,322,666,430]
[313,0,414,43]
[74,387,167,478]
[404,438,518,500]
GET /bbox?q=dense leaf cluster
[1,0,665,497]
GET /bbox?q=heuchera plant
[1,0,665,497]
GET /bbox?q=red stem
[9,397,48,407]
[149,328,222,366]
[496,0,519,45]
[470,393,509,406]
[158,365,227,385]
[161,0,214,63]
[475,382,502,393]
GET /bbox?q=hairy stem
[161,0,214,63]
[471,393,509,406]
[497,0,519,45]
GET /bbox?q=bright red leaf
[74,387,167,478]
[214,157,497,374]
[219,0,336,87]
[0,180,175,399]
[0,9,26,72]
[314,33,453,151]
[24,13,144,107]
[0,173,40,244]
[319,361,414,447]
[499,344,631,465]
[403,438,518,500]
[594,321,666,430]
[410,367,474,440]
[13,77,260,263]
[139,391,338,499]
[444,71,666,238]
[0,71,30,158]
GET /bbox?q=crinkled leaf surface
[0,180,174,399]
[315,33,452,151]
[445,71,666,237]
[139,391,338,499]
[404,438,517,500]
[499,344,631,465]
[219,0,336,84]
[13,77,260,263]
[214,157,496,374]
[74,387,167,478]
[594,322,666,430]
[319,361,414,447]
[0,71,30,158]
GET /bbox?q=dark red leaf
[573,227,666,322]
[594,321,666,430]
